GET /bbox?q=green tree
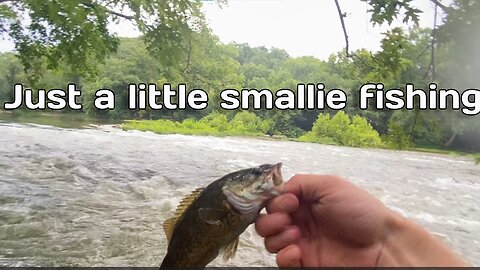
[0,0,217,80]
[0,53,25,104]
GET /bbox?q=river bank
[122,119,479,164]
[0,111,477,163]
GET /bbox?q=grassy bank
[122,111,273,138]
[122,112,479,164]
[123,119,264,137]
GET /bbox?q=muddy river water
[0,119,479,266]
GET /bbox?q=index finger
[266,193,299,214]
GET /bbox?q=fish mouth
[266,163,283,186]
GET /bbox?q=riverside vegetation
[0,0,478,158]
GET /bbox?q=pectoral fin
[221,236,239,260]
[198,208,228,225]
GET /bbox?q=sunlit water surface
[0,117,479,266]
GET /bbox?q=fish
[160,163,284,267]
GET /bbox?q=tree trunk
[409,109,420,142]
[444,132,457,147]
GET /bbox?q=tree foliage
[0,0,213,81]
[123,111,273,137]
[300,112,382,148]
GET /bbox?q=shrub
[230,111,270,135]
[300,111,383,148]
[311,113,330,137]
[123,111,271,137]
[328,111,351,145]
[384,122,413,150]
[199,112,229,131]
[348,115,383,147]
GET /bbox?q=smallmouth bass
[160,163,284,267]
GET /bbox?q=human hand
[255,174,396,267]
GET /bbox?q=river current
[0,119,479,266]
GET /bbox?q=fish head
[222,163,284,216]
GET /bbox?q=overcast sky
[0,0,443,60]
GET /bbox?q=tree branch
[423,3,438,80]
[334,0,350,57]
[182,39,192,74]
[0,0,19,4]
[352,53,376,69]
[81,2,135,20]
[417,44,430,59]
[430,3,438,81]
[332,0,377,69]
[429,0,447,11]
[370,52,380,65]
[412,3,439,143]
[0,0,135,20]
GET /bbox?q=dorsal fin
[162,217,177,242]
[163,187,204,243]
[221,236,239,261]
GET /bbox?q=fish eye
[251,167,262,176]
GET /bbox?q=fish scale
[160,163,283,267]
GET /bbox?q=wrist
[377,210,410,266]
[377,211,467,266]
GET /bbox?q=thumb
[283,174,349,202]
